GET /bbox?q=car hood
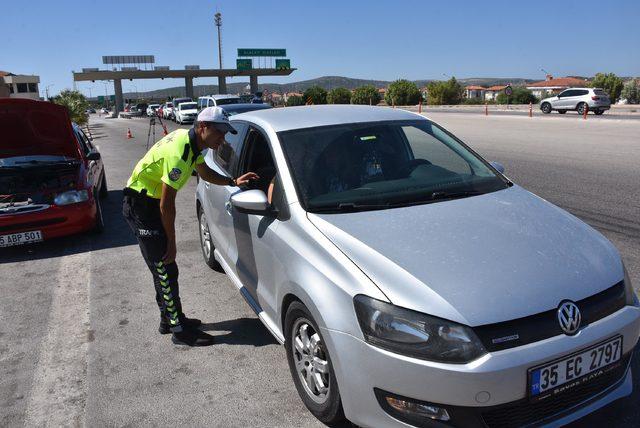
[307,186,623,326]
[0,98,81,159]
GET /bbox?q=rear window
[594,89,607,96]
[216,98,240,106]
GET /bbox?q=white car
[175,102,198,124]
[197,94,241,110]
[162,102,174,120]
[146,104,160,117]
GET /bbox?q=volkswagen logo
[557,301,581,335]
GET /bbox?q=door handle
[225,201,232,215]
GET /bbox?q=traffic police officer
[123,107,258,346]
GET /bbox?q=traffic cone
[127,128,133,139]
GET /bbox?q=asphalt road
[1,111,638,427]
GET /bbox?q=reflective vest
[126,128,204,199]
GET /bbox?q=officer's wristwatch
[228,177,237,187]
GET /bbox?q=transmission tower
[214,12,223,70]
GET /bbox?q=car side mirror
[230,189,276,216]
[87,151,101,161]
[490,161,505,174]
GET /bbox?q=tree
[385,79,421,106]
[303,85,327,105]
[351,85,381,105]
[286,95,305,107]
[590,73,624,103]
[52,90,90,125]
[496,87,538,104]
[426,77,464,105]
[327,87,352,104]
[620,79,640,104]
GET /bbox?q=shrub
[385,79,422,106]
[352,85,381,105]
[327,87,352,104]
[303,86,327,105]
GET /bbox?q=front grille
[0,217,66,233]
[481,353,631,428]
[474,281,626,352]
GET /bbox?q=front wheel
[198,206,222,271]
[285,301,345,425]
[541,103,552,114]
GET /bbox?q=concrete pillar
[113,79,124,115]
[250,75,258,94]
[185,77,194,99]
[218,76,227,94]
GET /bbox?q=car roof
[200,94,240,100]
[221,103,271,111]
[231,105,424,132]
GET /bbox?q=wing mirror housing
[489,161,505,174]
[230,189,277,216]
[87,151,101,161]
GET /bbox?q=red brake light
[591,96,600,100]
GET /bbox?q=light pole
[214,12,223,69]
[102,81,110,108]
[45,84,55,100]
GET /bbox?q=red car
[0,99,107,247]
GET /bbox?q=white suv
[197,94,241,110]
[540,87,611,115]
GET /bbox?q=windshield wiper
[428,190,485,201]
[312,202,391,213]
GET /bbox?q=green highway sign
[275,59,291,70]
[236,59,252,71]
[238,48,286,57]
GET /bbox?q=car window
[577,90,589,96]
[594,89,607,96]
[278,120,508,212]
[208,99,215,107]
[237,126,277,194]
[215,122,248,174]
[75,130,91,155]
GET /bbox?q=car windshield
[278,120,509,213]
[216,98,240,105]
[180,103,197,110]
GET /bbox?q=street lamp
[45,84,55,100]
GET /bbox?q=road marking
[24,251,91,427]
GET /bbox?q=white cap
[196,106,237,134]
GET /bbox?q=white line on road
[24,251,92,427]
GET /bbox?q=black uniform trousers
[122,188,184,332]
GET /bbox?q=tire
[93,196,105,234]
[594,110,604,115]
[541,103,552,114]
[558,110,567,114]
[99,172,108,199]
[198,206,223,271]
[284,301,345,425]
[577,103,587,115]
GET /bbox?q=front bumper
[323,305,640,428]
[0,200,97,241]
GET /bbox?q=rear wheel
[198,206,222,271]
[558,110,567,114]
[577,103,588,115]
[285,301,345,425]
[541,103,552,114]
[594,110,604,115]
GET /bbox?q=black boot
[171,327,215,347]
[159,315,202,334]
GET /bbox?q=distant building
[283,92,303,103]
[464,85,486,100]
[526,75,589,98]
[0,71,40,99]
[484,85,507,101]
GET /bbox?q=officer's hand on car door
[236,172,259,186]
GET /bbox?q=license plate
[528,335,623,401]
[0,230,43,247]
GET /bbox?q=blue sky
[2,0,639,97]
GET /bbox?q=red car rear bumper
[0,200,98,241]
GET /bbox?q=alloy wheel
[199,211,212,259]
[291,318,330,404]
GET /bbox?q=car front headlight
[54,190,89,206]
[354,295,486,363]
[623,263,639,306]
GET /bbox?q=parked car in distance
[100,107,109,114]
[162,102,174,120]
[217,103,272,116]
[85,108,96,114]
[196,105,639,428]
[540,88,611,115]
[146,104,160,116]
[0,98,108,246]
[175,102,198,124]
[197,94,241,111]
[170,98,192,121]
